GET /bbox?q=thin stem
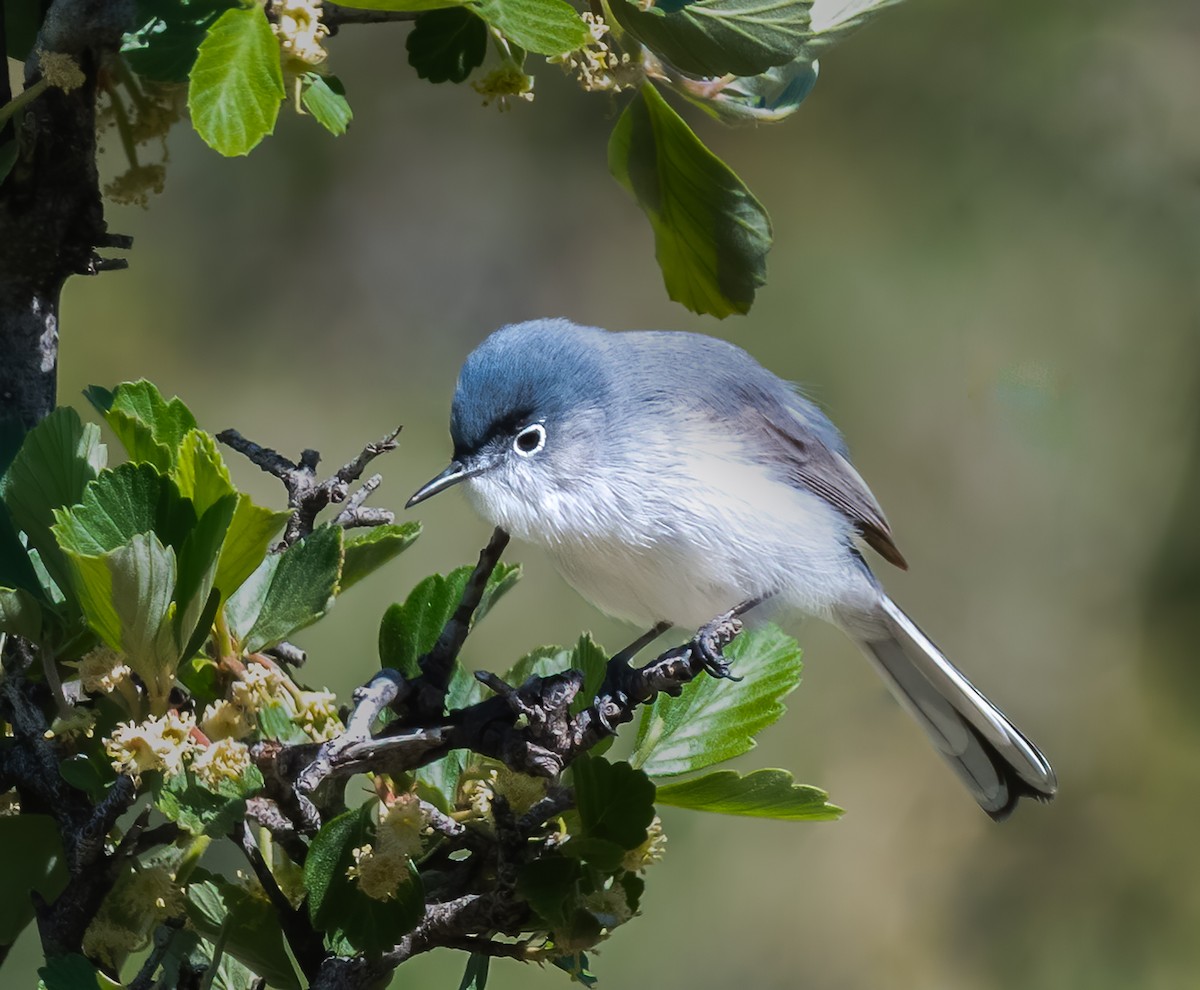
[0,78,49,130]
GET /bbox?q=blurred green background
[13,0,1200,985]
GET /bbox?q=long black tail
[853,596,1057,820]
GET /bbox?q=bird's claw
[692,612,744,681]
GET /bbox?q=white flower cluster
[346,794,430,901]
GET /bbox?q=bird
[407,318,1057,819]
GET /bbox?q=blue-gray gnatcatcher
[408,319,1057,819]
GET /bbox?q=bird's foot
[691,595,770,681]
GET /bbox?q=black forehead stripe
[455,407,535,457]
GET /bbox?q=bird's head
[407,319,614,536]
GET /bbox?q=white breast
[464,423,877,629]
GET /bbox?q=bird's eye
[514,423,546,457]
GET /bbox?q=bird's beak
[406,459,483,508]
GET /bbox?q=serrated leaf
[51,463,176,557]
[301,73,354,135]
[0,815,68,946]
[631,623,802,777]
[610,0,813,78]
[1,407,106,592]
[37,953,122,990]
[341,522,421,592]
[172,429,235,515]
[186,869,302,989]
[188,5,285,156]
[569,754,655,863]
[473,0,590,56]
[155,766,265,836]
[407,8,488,83]
[655,767,841,819]
[225,524,342,653]
[61,532,180,703]
[608,84,771,318]
[86,381,198,470]
[378,561,520,677]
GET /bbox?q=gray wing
[757,404,908,569]
[616,329,908,569]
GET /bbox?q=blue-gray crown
[449,319,612,456]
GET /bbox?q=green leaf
[1,407,106,591]
[804,0,905,52]
[457,953,490,990]
[59,753,109,801]
[67,532,180,702]
[664,54,819,124]
[301,73,354,135]
[225,524,342,653]
[473,0,590,56]
[610,0,813,78]
[306,804,424,955]
[257,702,313,744]
[655,768,841,819]
[406,8,488,83]
[122,1,239,82]
[304,807,360,923]
[186,869,302,989]
[516,855,582,928]
[378,561,520,677]
[154,766,265,836]
[0,586,42,639]
[569,754,655,866]
[174,494,237,651]
[188,4,285,156]
[86,381,198,470]
[216,496,289,602]
[0,815,68,945]
[37,953,122,990]
[631,623,802,777]
[341,522,421,592]
[172,429,235,515]
[504,634,607,715]
[51,463,176,557]
[608,84,771,318]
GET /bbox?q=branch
[323,3,419,28]
[217,427,400,546]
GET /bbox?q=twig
[217,427,400,547]
[413,527,510,715]
[236,822,325,981]
[323,3,419,28]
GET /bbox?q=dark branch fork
[217,426,401,547]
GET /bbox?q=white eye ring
[513,423,546,457]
